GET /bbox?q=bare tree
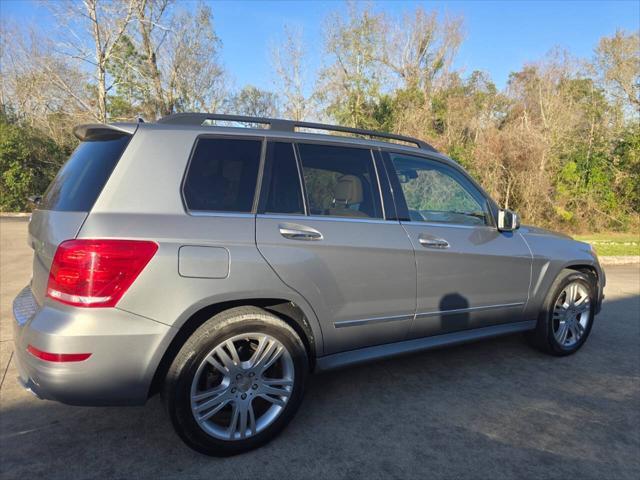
[1,25,93,144]
[272,26,311,120]
[594,29,640,112]
[379,8,464,93]
[50,0,135,122]
[132,0,171,117]
[165,4,226,114]
[125,0,226,118]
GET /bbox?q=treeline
[1,1,638,233]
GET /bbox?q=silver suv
[13,113,604,455]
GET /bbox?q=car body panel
[401,222,533,338]
[518,225,604,319]
[256,214,416,354]
[13,285,170,405]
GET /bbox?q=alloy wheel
[552,281,592,348]
[190,333,294,441]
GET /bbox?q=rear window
[41,134,130,212]
[183,138,262,213]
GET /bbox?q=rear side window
[41,134,130,212]
[183,138,262,212]
[261,142,304,215]
[297,144,382,219]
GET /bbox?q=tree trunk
[86,0,107,122]
[136,0,166,118]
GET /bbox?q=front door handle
[418,235,449,249]
[279,224,323,241]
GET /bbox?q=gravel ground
[1,217,638,480]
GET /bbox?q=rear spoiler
[73,123,138,141]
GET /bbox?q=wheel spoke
[248,335,269,367]
[199,399,231,421]
[225,340,241,365]
[574,294,589,307]
[575,321,585,337]
[261,384,291,398]
[568,323,576,339]
[557,322,569,345]
[248,401,257,436]
[252,339,283,373]
[263,378,294,387]
[215,344,238,372]
[192,385,227,403]
[227,403,240,438]
[575,298,591,313]
[258,393,286,407]
[206,355,229,375]
[193,391,231,421]
[567,283,578,305]
[238,405,248,439]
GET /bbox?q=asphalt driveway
[1,217,638,479]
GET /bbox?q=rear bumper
[12,285,172,406]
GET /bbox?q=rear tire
[162,306,308,456]
[526,269,595,356]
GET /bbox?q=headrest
[333,175,363,206]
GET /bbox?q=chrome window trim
[334,313,414,328]
[186,211,256,218]
[415,302,525,320]
[258,213,400,225]
[333,302,525,329]
[401,220,499,231]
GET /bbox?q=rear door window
[183,138,262,212]
[260,142,305,215]
[297,143,383,219]
[41,134,130,212]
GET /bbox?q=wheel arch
[564,263,598,283]
[148,298,318,398]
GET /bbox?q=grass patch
[574,233,640,256]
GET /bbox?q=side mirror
[497,208,520,232]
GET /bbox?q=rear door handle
[418,235,449,249]
[279,224,323,241]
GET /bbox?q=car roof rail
[157,112,437,152]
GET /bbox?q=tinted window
[183,138,262,212]
[390,154,488,226]
[262,142,304,215]
[297,144,382,219]
[41,134,130,211]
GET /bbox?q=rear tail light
[27,345,91,362]
[46,239,158,308]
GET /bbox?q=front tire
[527,269,596,356]
[163,306,308,456]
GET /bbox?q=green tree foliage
[319,4,386,129]
[0,113,69,211]
[230,86,279,118]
